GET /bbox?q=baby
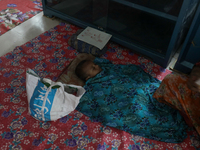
[75,60,102,81]
[75,57,189,143]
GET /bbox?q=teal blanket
[76,58,188,143]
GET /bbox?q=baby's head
[75,60,102,81]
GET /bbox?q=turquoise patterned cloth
[76,58,188,143]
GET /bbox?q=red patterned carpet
[0,0,42,36]
[0,22,199,149]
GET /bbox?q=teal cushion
[68,29,107,57]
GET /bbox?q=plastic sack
[26,69,85,121]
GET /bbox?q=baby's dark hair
[75,60,89,81]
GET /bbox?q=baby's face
[83,60,102,80]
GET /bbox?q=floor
[0,12,60,57]
[0,12,179,70]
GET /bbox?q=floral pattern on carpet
[0,22,199,149]
[0,0,42,35]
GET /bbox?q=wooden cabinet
[42,0,199,68]
[173,2,200,74]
